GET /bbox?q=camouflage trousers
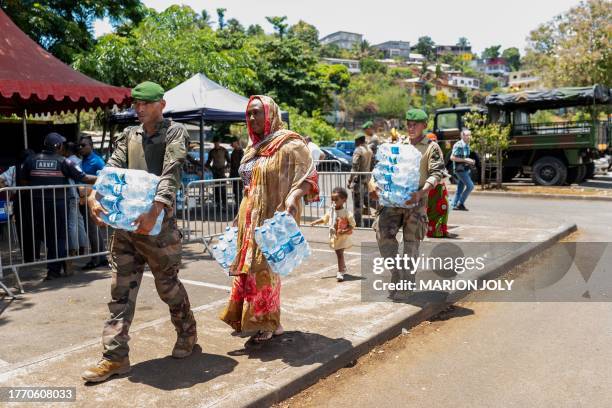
[102,216,196,361]
[372,200,428,290]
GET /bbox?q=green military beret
[131,81,165,102]
[362,120,374,129]
[405,108,428,122]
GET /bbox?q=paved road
[279,194,612,408]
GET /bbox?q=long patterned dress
[219,96,319,333]
[426,183,449,238]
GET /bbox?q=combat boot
[81,357,131,383]
[172,334,198,358]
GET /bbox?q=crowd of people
[0,134,109,279]
[0,79,475,385]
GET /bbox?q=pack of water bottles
[93,168,164,235]
[254,211,311,276]
[211,226,239,272]
[372,143,422,208]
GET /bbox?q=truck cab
[433,85,611,186]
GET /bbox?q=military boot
[81,358,131,383]
[172,334,198,359]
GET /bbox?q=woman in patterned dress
[219,95,319,344]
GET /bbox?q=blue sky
[94,0,582,54]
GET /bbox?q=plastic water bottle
[373,142,422,208]
[280,212,310,261]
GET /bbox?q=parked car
[320,147,352,171]
[334,140,355,157]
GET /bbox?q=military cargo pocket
[156,229,181,248]
[414,213,428,241]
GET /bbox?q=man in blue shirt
[78,136,108,269]
[450,129,475,211]
[79,136,105,175]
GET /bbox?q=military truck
[433,85,611,186]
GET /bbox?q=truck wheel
[532,156,567,186]
[566,165,586,185]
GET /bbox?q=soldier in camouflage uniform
[348,134,373,227]
[82,82,197,383]
[369,109,445,299]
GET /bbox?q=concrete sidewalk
[0,208,575,408]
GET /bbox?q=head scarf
[246,95,285,146]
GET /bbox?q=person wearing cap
[82,81,198,383]
[347,133,373,227]
[20,133,96,280]
[362,120,376,143]
[205,136,231,209]
[369,108,445,299]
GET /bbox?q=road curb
[239,222,577,408]
[447,189,612,202]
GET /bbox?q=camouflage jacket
[107,118,187,208]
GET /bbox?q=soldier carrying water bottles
[81,81,198,383]
[369,108,446,299]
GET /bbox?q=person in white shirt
[305,136,325,163]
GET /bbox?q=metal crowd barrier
[302,171,375,229]
[179,177,242,254]
[314,160,343,172]
[178,171,376,255]
[0,171,376,296]
[0,184,110,297]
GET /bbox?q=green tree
[482,45,501,59]
[456,37,470,48]
[73,5,260,93]
[246,24,265,36]
[257,37,333,113]
[288,20,319,49]
[1,0,145,63]
[216,8,226,29]
[463,111,511,188]
[283,106,342,146]
[197,9,211,28]
[414,36,436,60]
[501,47,521,71]
[360,57,387,74]
[226,18,245,34]
[266,16,288,39]
[317,64,351,92]
[524,0,611,87]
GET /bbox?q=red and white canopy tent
[0,9,130,148]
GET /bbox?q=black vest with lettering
[27,151,70,199]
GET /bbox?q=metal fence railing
[0,184,111,297]
[0,171,376,296]
[314,160,343,172]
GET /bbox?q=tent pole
[100,111,108,156]
[76,109,80,137]
[22,109,28,149]
[199,113,204,171]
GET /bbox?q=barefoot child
[310,187,356,281]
